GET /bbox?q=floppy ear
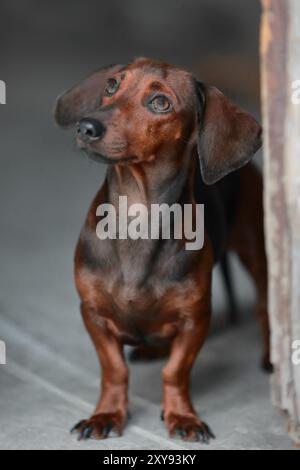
[195,81,262,185]
[54,64,123,128]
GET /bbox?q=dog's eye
[104,78,119,96]
[149,95,172,113]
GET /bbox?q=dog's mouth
[76,137,137,164]
[82,148,137,165]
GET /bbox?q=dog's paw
[71,411,126,440]
[165,412,215,443]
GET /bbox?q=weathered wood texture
[260,0,300,444]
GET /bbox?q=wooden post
[260,0,300,444]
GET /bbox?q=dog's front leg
[72,302,129,440]
[162,296,214,443]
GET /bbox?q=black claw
[177,428,187,439]
[82,426,93,440]
[196,429,205,443]
[195,424,215,444]
[205,424,215,439]
[160,410,164,421]
[103,423,113,438]
[70,420,83,434]
[202,431,209,444]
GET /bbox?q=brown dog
[54,58,269,443]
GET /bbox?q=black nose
[76,118,106,143]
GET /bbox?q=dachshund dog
[54,58,270,443]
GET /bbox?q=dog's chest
[80,226,192,293]
[76,227,197,342]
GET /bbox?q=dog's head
[54,57,261,184]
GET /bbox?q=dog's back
[195,157,242,262]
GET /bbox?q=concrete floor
[0,309,293,450]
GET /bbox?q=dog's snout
[77,118,106,143]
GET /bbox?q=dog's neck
[106,151,195,208]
